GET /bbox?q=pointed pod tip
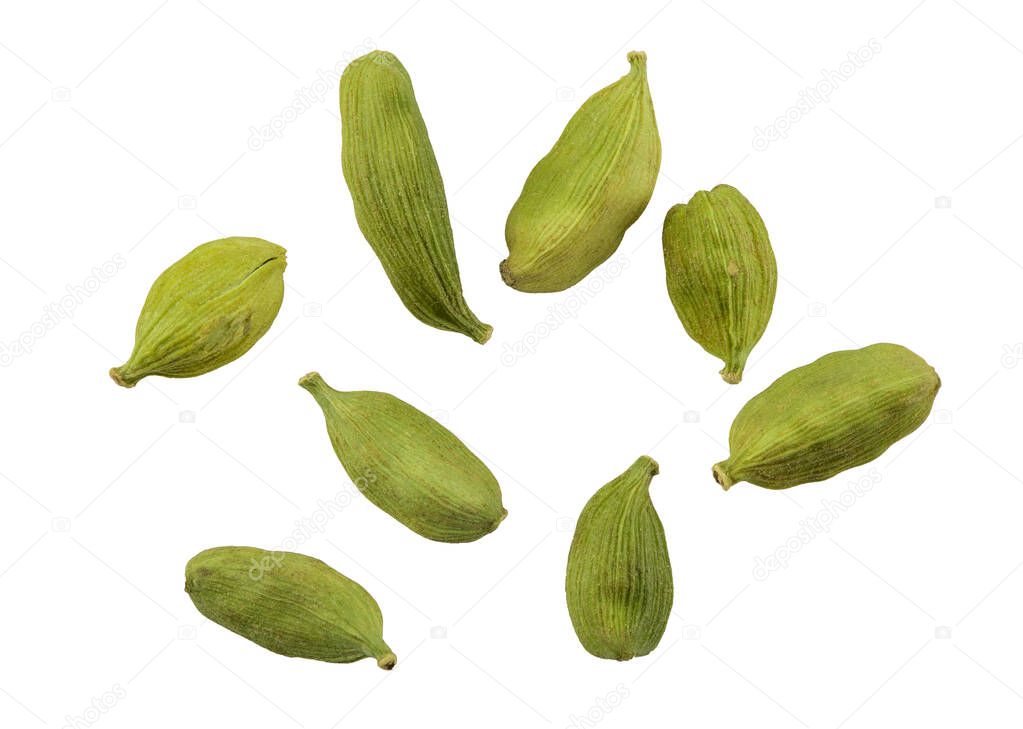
[712,462,734,491]
[720,368,743,385]
[298,371,325,391]
[109,366,137,388]
[636,455,660,476]
[473,323,494,345]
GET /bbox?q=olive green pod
[714,344,940,490]
[565,456,672,660]
[299,372,506,542]
[185,546,396,669]
[663,185,777,384]
[340,50,491,343]
[110,237,285,387]
[502,51,660,293]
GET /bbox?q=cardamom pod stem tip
[499,259,515,287]
[635,455,659,478]
[712,462,735,491]
[299,371,342,411]
[627,50,647,72]
[109,366,137,388]
[377,652,397,670]
[720,365,744,385]
[298,371,325,388]
[470,322,494,345]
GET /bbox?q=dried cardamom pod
[340,51,491,343]
[502,51,660,293]
[663,184,777,384]
[714,344,940,490]
[299,372,506,542]
[565,456,672,660]
[185,546,396,669]
[110,237,285,387]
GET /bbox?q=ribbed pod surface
[185,546,396,669]
[299,372,507,542]
[714,344,940,490]
[502,52,660,293]
[663,184,776,384]
[565,456,672,660]
[110,237,285,387]
[340,51,491,343]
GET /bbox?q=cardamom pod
[299,372,507,542]
[185,546,396,669]
[714,343,940,490]
[340,50,491,343]
[565,456,672,660]
[109,237,285,387]
[662,184,777,384]
[502,51,660,293]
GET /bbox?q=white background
[1,1,1021,727]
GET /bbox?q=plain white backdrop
[2,0,1022,726]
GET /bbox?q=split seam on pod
[110,236,286,387]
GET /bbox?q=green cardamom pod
[714,343,940,490]
[299,372,507,542]
[502,51,660,293]
[340,51,491,343]
[565,456,672,660]
[110,237,285,387]
[662,184,777,384]
[185,546,396,669]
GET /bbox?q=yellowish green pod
[110,237,285,387]
[502,52,660,293]
[663,184,777,384]
[185,546,396,669]
[299,372,506,542]
[714,344,940,490]
[566,456,672,660]
[340,50,491,343]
